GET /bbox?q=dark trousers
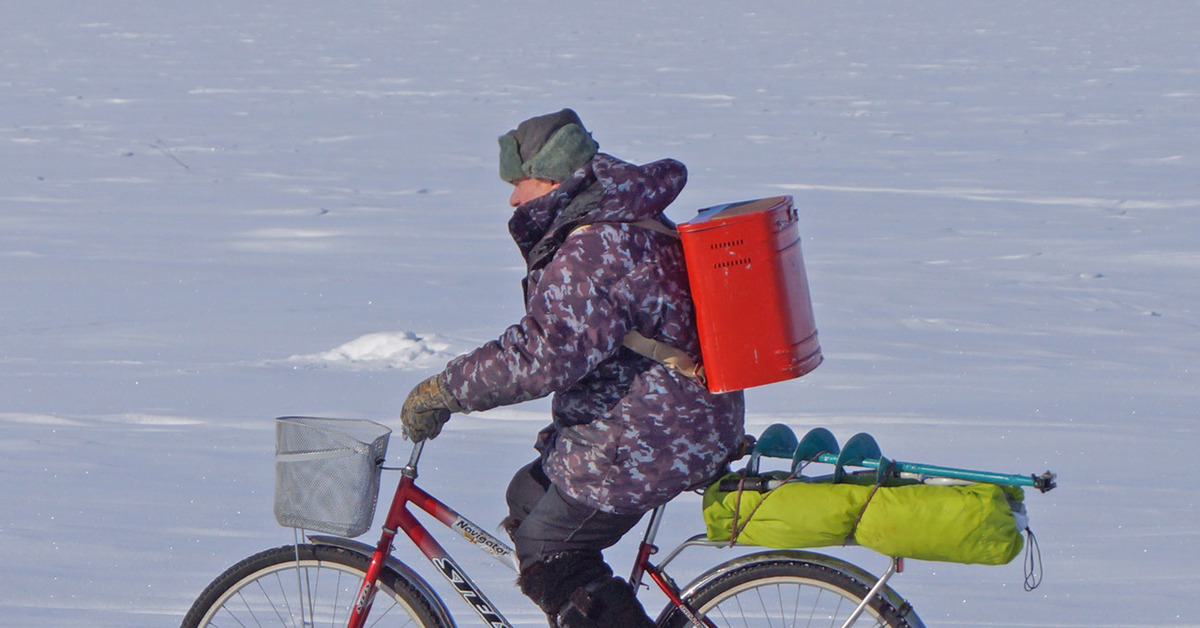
[505,459,644,572]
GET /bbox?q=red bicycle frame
[343,442,714,628]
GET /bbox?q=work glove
[400,373,463,442]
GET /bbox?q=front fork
[345,529,398,628]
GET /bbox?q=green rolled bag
[703,474,1027,565]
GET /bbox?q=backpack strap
[628,217,680,239]
[572,219,703,384]
[567,218,679,240]
[620,219,703,384]
[622,330,706,385]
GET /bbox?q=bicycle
[182,417,937,628]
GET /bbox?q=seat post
[629,505,667,586]
[641,505,667,546]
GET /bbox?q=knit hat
[498,109,599,183]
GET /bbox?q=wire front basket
[273,416,391,537]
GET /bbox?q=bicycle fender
[308,534,457,628]
[662,549,925,628]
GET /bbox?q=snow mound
[288,332,458,371]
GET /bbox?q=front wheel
[181,544,447,628]
[661,558,920,628]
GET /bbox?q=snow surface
[2,1,1197,626]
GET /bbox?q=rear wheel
[662,559,919,628]
[182,544,446,628]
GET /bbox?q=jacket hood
[586,153,688,223]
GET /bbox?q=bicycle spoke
[788,582,802,628]
[325,568,337,628]
[232,590,256,627]
[266,572,296,628]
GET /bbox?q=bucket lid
[678,196,793,233]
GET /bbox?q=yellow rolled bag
[702,473,1027,566]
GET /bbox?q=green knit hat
[498,108,599,183]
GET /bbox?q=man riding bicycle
[401,109,745,628]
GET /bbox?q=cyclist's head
[498,108,598,185]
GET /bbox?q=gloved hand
[400,373,463,442]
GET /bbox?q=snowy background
[2,1,1197,625]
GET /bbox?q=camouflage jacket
[442,153,745,515]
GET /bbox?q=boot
[556,576,655,628]
[518,551,611,619]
